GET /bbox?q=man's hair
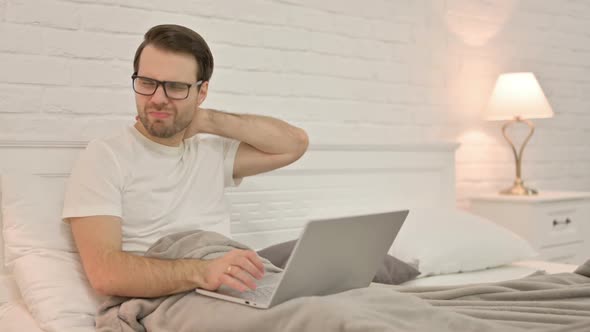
[133,24,214,82]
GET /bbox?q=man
[61,24,309,299]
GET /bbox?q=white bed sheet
[511,259,578,274]
[400,260,578,287]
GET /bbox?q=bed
[0,138,584,331]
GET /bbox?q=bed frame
[0,138,459,272]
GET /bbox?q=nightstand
[470,191,590,265]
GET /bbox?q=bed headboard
[0,139,459,254]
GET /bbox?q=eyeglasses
[131,73,203,100]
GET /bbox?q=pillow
[0,215,6,276]
[389,207,538,277]
[1,173,102,332]
[257,239,420,285]
[0,178,9,277]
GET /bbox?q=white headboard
[0,140,459,251]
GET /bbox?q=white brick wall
[0,0,589,207]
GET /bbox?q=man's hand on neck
[183,107,222,140]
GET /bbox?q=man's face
[134,44,207,139]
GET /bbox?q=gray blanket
[96,231,590,332]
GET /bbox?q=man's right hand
[199,249,266,292]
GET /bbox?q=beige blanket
[96,230,590,332]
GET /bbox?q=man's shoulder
[195,134,235,150]
[195,133,223,143]
[84,126,134,157]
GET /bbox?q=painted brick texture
[0,0,588,206]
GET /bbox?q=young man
[61,24,309,299]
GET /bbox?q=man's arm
[185,108,309,179]
[69,216,265,298]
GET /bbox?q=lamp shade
[485,72,554,121]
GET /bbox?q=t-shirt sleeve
[221,136,243,188]
[61,140,123,222]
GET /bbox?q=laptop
[195,210,409,309]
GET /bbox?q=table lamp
[485,72,554,195]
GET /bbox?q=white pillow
[1,173,102,332]
[389,207,537,277]
[2,174,76,264]
[0,213,7,276]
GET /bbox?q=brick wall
[0,0,588,207]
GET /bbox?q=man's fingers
[244,250,265,274]
[219,273,250,292]
[225,266,257,291]
[209,249,267,293]
[237,256,264,279]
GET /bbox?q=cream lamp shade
[485,72,554,121]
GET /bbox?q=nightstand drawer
[537,203,586,247]
[538,241,585,264]
[470,191,590,265]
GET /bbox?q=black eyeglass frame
[131,73,204,100]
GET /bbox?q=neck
[133,122,184,147]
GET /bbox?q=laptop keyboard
[240,285,276,302]
[238,272,282,302]
[214,272,283,304]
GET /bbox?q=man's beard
[138,108,192,139]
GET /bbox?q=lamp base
[499,179,538,196]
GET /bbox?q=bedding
[96,230,590,332]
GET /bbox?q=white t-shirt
[61,124,242,255]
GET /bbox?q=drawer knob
[553,218,572,226]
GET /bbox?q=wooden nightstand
[470,191,590,265]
